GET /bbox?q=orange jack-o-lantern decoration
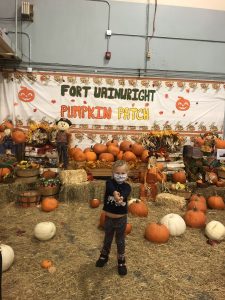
[18,86,35,102]
[176,97,190,111]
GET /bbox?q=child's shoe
[96,255,108,267]
[118,259,127,276]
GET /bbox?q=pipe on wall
[7,31,31,65]
[15,0,18,58]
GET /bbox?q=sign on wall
[0,72,224,135]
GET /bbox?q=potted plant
[38,177,61,196]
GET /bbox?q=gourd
[34,222,56,241]
[205,221,225,241]
[41,197,59,212]
[90,198,101,208]
[145,223,170,243]
[160,213,186,236]
[0,244,14,272]
[128,199,148,217]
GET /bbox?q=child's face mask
[113,173,127,184]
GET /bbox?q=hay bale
[59,169,87,185]
[155,192,186,209]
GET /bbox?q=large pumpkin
[172,171,186,184]
[0,244,15,272]
[34,222,56,241]
[145,223,170,243]
[205,221,225,241]
[85,151,97,162]
[128,199,148,217]
[99,152,114,162]
[184,208,206,228]
[207,195,225,210]
[69,146,82,158]
[93,143,108,154]
[11,129,27,143]
[72,150,86,162]
[122,151,137,162]
[120,140,133,151]
[160,213,186,236]
[41,197,59,212]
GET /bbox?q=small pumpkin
[107,144,120,156]
[11,129,27,143]
[205,220,225,241]
[85,151,97,162]
[187,200,207,213]
[0,244,15,272]
[99,211,106,228]
[122,151,137,162]
[72,150,86,162]
[116,150,123,160]
[131,143,144,156]
[106,139,119,147]
[215,138,225,149]
[207,195,225,210]
[184,208,206,228]
[41,169,57,179]
[189,194,206,204]
[93,143,108,154]
[90,198,101,208]
[41,259,53,269]
[125,223,132,235]
[41,197,59,212]
[145,223,170,243]
[160,213,186,236]
[128,199,148,217]
[120,140,133,151]
[34,221,56,241]
[172,171,186,184]
[99,152,114,162]
[0,168,11,178]
[69,146,82,157]
[141,150,149,163]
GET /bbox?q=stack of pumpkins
[69,140,149,163]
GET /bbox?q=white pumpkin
[160,213,186,236]
[34,222,56,241]
[0,244,15,272]
[128,198,140,206]
[205,221,225,241]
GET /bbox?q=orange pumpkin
[85,151,97,162]
[41,197,59,212]
[172,171,186,184]
[73,150,86,162]
[0,168,11,177]
[184,208,206,228]
[11,129,27,143]
[120,140,133,151]
[93,143,107,154]
[141,150,149,163]
[106,139,119,147]
[187,200,207,213]
[99,152,114,162]
[128,199,148,217]
[116,151,123,160]
[189,194,206,204]
[107,144,120,156]
[83,147,92,153]
[145,223,170,243]
[1,120,14,130]
[90,198,101,208]
[69,146,82,157]
[122,151,137,162]
[125,223,132,235]
[207,195,225,210]
[131,143,144,156]
[215,138,225,149]
[41,259,53,269]
[194,137,205,147]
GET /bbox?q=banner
[0,72,224,136]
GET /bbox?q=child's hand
[113,191,121,202]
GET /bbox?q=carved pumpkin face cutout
[18,86,35,102]
[176,97,190,111]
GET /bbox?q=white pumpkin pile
[205,220,225,241]
[160,213,186,236]
[0,244,15,272]
[34,221,56,241]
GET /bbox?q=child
[96,160,131,276]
